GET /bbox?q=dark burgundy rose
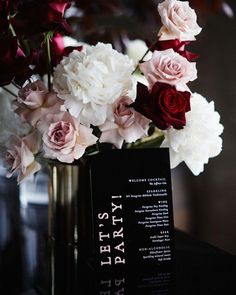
[132,82,191,130]
[147,39,199,61]
[7,0,21,9]
[0,34,33,86]
[0,0,11,34]
[0,34,18,85]
[11,0,71,36]
[14,55,34,86]
[0,0,25,34]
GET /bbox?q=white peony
[161,92,223,175]
[53,42,136,126]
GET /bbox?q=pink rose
[99,97,150,148]
[15,80,64,127]
[158,0,202,41]
[39,112,97,163]
[5,131,41,183]
[140,48,197,91]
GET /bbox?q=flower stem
[45,32,53,91]
[131,40,158,75]
[9,23,16,37]
[1,86,17,98]
[132,48,150,75]
[12,81,21,89]
[9,18,31,57]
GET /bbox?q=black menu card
[89,148,174,269]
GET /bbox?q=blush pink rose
[15,80,64,127]
[99,97,150,148]
[5,131,41,183]
[39,112,97,163]
[140,48,197,91]
[158,0,202,41]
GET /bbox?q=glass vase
[47,157,94,250]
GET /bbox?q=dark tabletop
[0,175,236,295]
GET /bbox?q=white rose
[158,0,202,41]
[161,92,223,175]
[53,42,136,126]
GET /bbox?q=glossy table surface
[0,175,236,295]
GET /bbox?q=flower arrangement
[0,0,223,183]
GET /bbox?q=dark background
[170,0,236,255]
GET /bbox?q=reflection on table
[0,174,236,294]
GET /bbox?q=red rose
[147,39,199,61]
[132,82,191,130]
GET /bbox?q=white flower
[63,36,89,52]
[0,87,29,150]
[125,39,152,67]
[63,36,81,47]
[53,42,136,126]
[161,93,223,175]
